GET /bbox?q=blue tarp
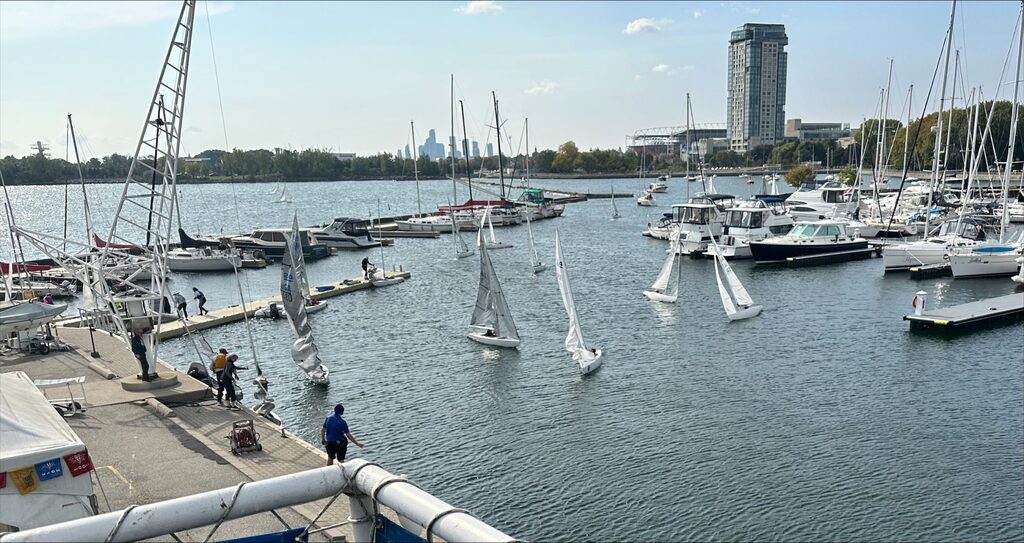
[221,527,309,543]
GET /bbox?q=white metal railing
[0,460,517,543]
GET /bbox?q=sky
[0,1,1018,160]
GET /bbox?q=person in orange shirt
[211,348,228,404]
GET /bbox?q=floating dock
[904,293,1024,333]
[909,261,952,279]
[58,271,411,340]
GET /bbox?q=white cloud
[0,1,232,41]
[652,64,671,73]
[693,10,703,18]
[623,17,672,34]
[455,1,503,15]
[525,81,560,95]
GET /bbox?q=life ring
[911,295,919,308]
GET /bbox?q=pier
[57,271,411,340]
[904,293,1024,333]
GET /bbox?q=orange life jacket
[212,353,227,371]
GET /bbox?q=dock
[59,271,411,340]
[909,261,952,279]
[904,293,1024,333]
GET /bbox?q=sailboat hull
[456,250,475,259]
[643,290,677,303]
[728,305,763,321]
[371,277,405,287]
[486,243,513,250]
[532,263,547,273]
[467,332,520,348]
[305,301,328,314]
[578,350,603,375]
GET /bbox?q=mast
[377,198,386,273]
[902,85,913,175]
[68,114,97,245]
[411,120,421,216]
[460,100,474,201]
[924,0,956,240]
[492,91,506,200]
[1001,2,1024,243]
[525,117,530,186]
[685,93,692,200]
[449,74,458,203]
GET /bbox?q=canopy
[0,371,95,531]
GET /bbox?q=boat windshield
[674,207,713,225]
[791,224,816,236]
[725,210,764,228]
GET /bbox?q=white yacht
[880,217,992,272]
[647,181,668,193]
[749,220,867,263]
[672,202,722,255]
[949,239,1024,278]
[314,217,384,248]
[786,183,859,221]
[705,198,794,259]
[167,247,241,272]
[230,228,332,261]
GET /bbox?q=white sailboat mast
[411,120,421,216]
[1001,3,1024,243]
[924,0,956,239]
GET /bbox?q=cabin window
[269,232,286,243]
[823,225,840,237]
[748,212,764,228]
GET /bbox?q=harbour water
[3,177,1022,541]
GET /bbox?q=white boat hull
[304,301,328,314]
[456,250,475,259]
[467,332,520,348]
[643,290,677,303]
[704,243,751,259]
[486,243,513,250]
[578,350,603,375]
[532,263,547,274]
[881,243,949,271]
[637,198,656,207]
[167,254,241,272]
[950,251,1023,278]
[727,304,763,321]
[371,277,405,287]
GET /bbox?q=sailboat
[554,231,602,375]
[451,208,474,259]
[643,229,682,303]
[709,237,762,321]
[370,200,406,287]
[610,184,621,220]
[276,184,293,204]
[483,208,512,250]
[526,213,546,273]
[467,233,520,348]
[282,215,330,384]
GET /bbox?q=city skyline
[0,1,1016,160]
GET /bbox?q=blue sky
[0,1,1017,160]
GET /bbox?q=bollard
[913,290,927,316]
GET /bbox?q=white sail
[282,215,329,383]
[649,249,676,292]
[554,231,586,357]
[487,208,499,244]
[470,239,519,340]
[718,254,754,307]
[450,209,471,256]
[611,184,620,218]
[713,253,738,316]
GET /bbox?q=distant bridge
[630,124,727,147]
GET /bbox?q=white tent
[0,371,96,531]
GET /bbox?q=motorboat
[0,300,68,335]
[230,228,332,261]
[167,247,241,272]
[647,181,668,193]
[672,202,722,255]
[749,220,868,263]
[637,191,656,207]
[315,217,384,248]
[516,189,565,219]
[705,198,794,259]
[254,299,327,319]
[785,183,860,221]
[6,280,77,299]
[643,213,674,239]
[439,199,523,226]
[881,217,992,272]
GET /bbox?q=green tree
[837,165,858,185]
[552,141,579,172]
[785,164,815,187]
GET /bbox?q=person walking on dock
[130,328,152,382]
[192,287,209,316]
[211,348,228,404]
[172,292,188,319]
[361,257,374,280]
[221,353,241,409]
[320,404,364,465]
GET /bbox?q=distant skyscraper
[397,149,403,158]
[486,143,494,158]
[727,23,788,152]
[404,145,411,160]
[471,141,480,159]
[419,129,445,161]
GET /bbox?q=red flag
[63,450,94,477]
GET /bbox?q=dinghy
[526,213,546,273]
[451,208,474,259]
[370,200,406,287]
[554,231,602,375]
[467,233,520,348]
[643,229,681,303]
[611,184,621,220]
[709,237,762,321]
[637,191,656,207]
[282,215,329,384]
[483,208,512,250]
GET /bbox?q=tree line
[1,100,1019,185]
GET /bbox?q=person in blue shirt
[320,404,364,465]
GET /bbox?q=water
[4,177,1022,541]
